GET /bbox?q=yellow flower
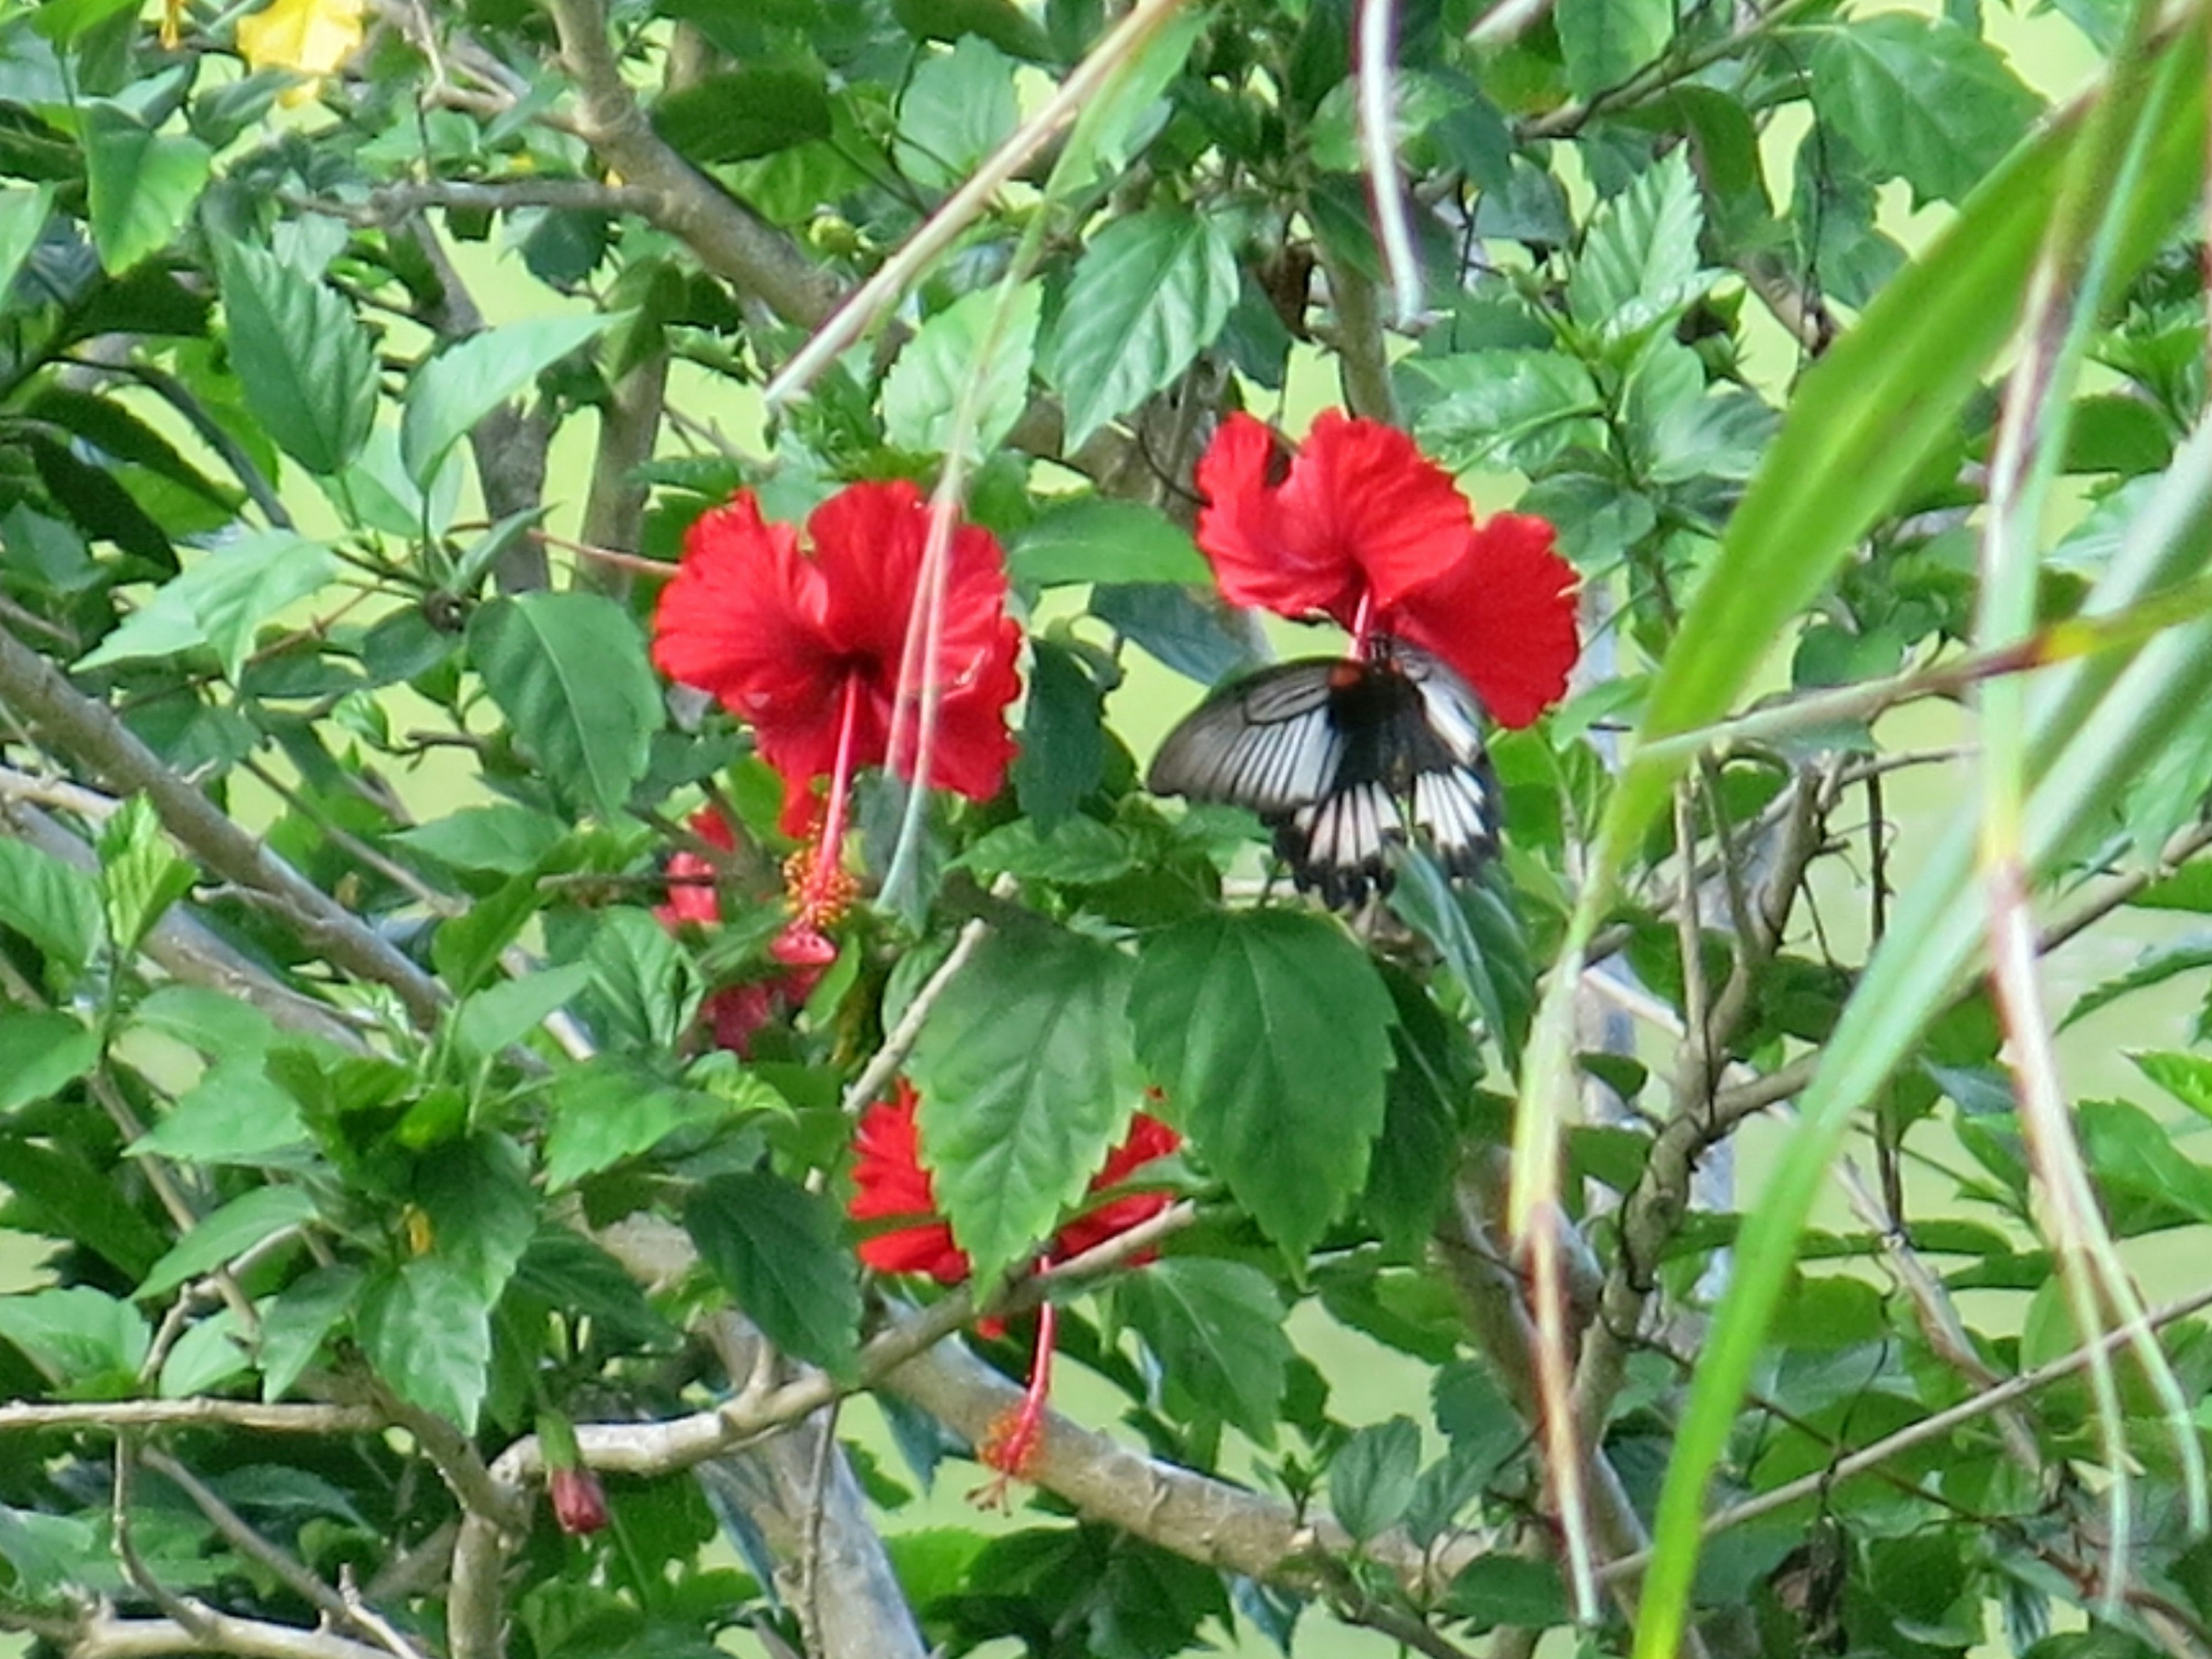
[235,0,366,105]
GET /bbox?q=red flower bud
[548,1465,608,1535]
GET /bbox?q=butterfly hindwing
[1147,643,1502,904]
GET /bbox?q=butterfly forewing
[1147,643,1503,905]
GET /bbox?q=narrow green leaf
[400,313,610,486]
[1007,499,1209,588]
[910,927,1143,1287]
[357,1258,493,1431]
[881,282,1041,460]
[2062,934,2212,1030]
[0,1012,99,1114]
[685,1171,861,1380]
[1046,208,1238,453]
[1010,639,1105,830]
[469,592,660,823]
[0,840,101,976]
[214,240,377,476]
[81,107,211,274]
[138,1186,319,1301]
[1128,911,1396,1258]
[1115,1259,1289,1441]
[1808,13,2043,206]
[453,963,594,1062]
[257,1264,361,1402]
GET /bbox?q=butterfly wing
[1149,646,1504,905]
[1145,658,1349,815]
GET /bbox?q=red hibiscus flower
[847,1081,1182,1500]
[652,483,1022,832]
[1193,411,1580,728]
[848,1081,1181,1281]
[653,481,1022,959]
[652,808,829,1057]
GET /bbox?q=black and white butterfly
[1146,639,1502,907]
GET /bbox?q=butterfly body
[1147,642,1502,907]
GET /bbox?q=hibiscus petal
[1388,513,1580,729]
[652,497,852,790]
[1194,412,1475,626]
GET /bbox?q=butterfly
[1146,639,1503,907]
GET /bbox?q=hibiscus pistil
[974,1300,1056,1507]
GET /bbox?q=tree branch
[540,0,838,328]
[0,632,445,1027]
[65,1605,398,1659]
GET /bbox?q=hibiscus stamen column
[779,672,865,961]
[976,1300,1057,1506]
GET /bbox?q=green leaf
[1010,638,1104,830]
[1052,5,1205,187]
[909,928,1143,1287]
[0,840,101,976]
[961,817,1137,886]
[454,964,594,1062]
[469,592,660,822]
[685,1171,861,1380]
[357,1257,493,1431]
[1404,350,1604,473]
[431,872,543,998]
[510,1229,679,1351]
[0,185,54,316]
[0,1287,148,1392]
[1389,855,1533,1073]
[257,1264,361,1402]
[0,1138,166,1279]
[881,282,1041,460]
[893,34,1018,191]
[391,804,569,876]
[418,1138,536,1305]
[78,531,340,683]
[1115,1259,1289,1441]
[1809,13,2043,207]
[2130,1050,2212,1121]
[543,1058,748,1190]
[1046,208,1239,453]
[1007,499,1209,588]
[81,105,211,274]
[582,907,696,1054]
[0,1012,99,1113]
[2078,1098,2212,1230]
[2063,934,2212,1030]
[1555,0,1673,101]
[138,1186,319,1301]
[1449,1556,1570,1631]
[158,1310,250,1398]
[134,1059,312,1167]
[0,1505,96,1603]
[97,794,192,959]
[1366,972,1479,1255]
[652,65,832,163]
[1566,148,1710,342]
[1331,1416,1422,1541]
[1128,911,1396,1257]
[214,240,377,476]
[400,313,611,486]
